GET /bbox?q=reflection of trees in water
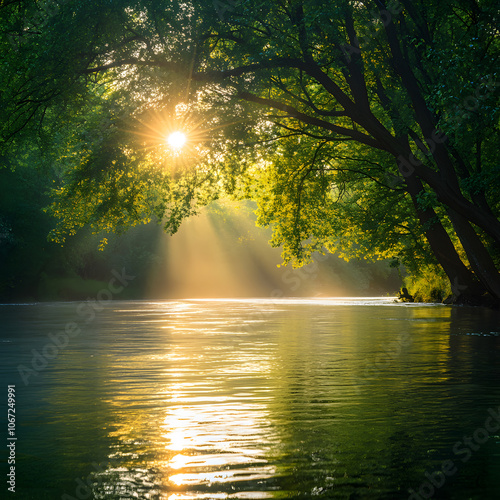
[10,302,500,498]
[448,307,500,383]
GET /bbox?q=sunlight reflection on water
[1,298,500,499]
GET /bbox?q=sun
[167,131,187,150]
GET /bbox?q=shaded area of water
[1,299,499,499]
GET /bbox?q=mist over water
[0,198,401,302]
[1,299,499,499]
[145,205,401,299]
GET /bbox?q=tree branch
[238,91,387,151]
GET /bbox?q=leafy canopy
[1,0,499,276]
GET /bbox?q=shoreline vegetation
[0,162,494,307]
[1,2,499,307]
[397,287,500,309]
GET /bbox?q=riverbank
[396,288,499,309]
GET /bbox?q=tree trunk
[447,209,500,300]
[404,175,487,299]
[378,10,500,246]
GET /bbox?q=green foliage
[0,160,165,301]
[1,0,499,300]
[403,266,452,303]
[0,158,58,298]
[246,135,435,277]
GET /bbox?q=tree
[1,0,499,303]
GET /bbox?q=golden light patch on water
[8,300,499,499]
[167,467,277,486]
[165,493,278,499]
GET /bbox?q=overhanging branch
[238,91,387,151]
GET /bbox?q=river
[1,298,499,499]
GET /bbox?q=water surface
[1,298,499,499]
